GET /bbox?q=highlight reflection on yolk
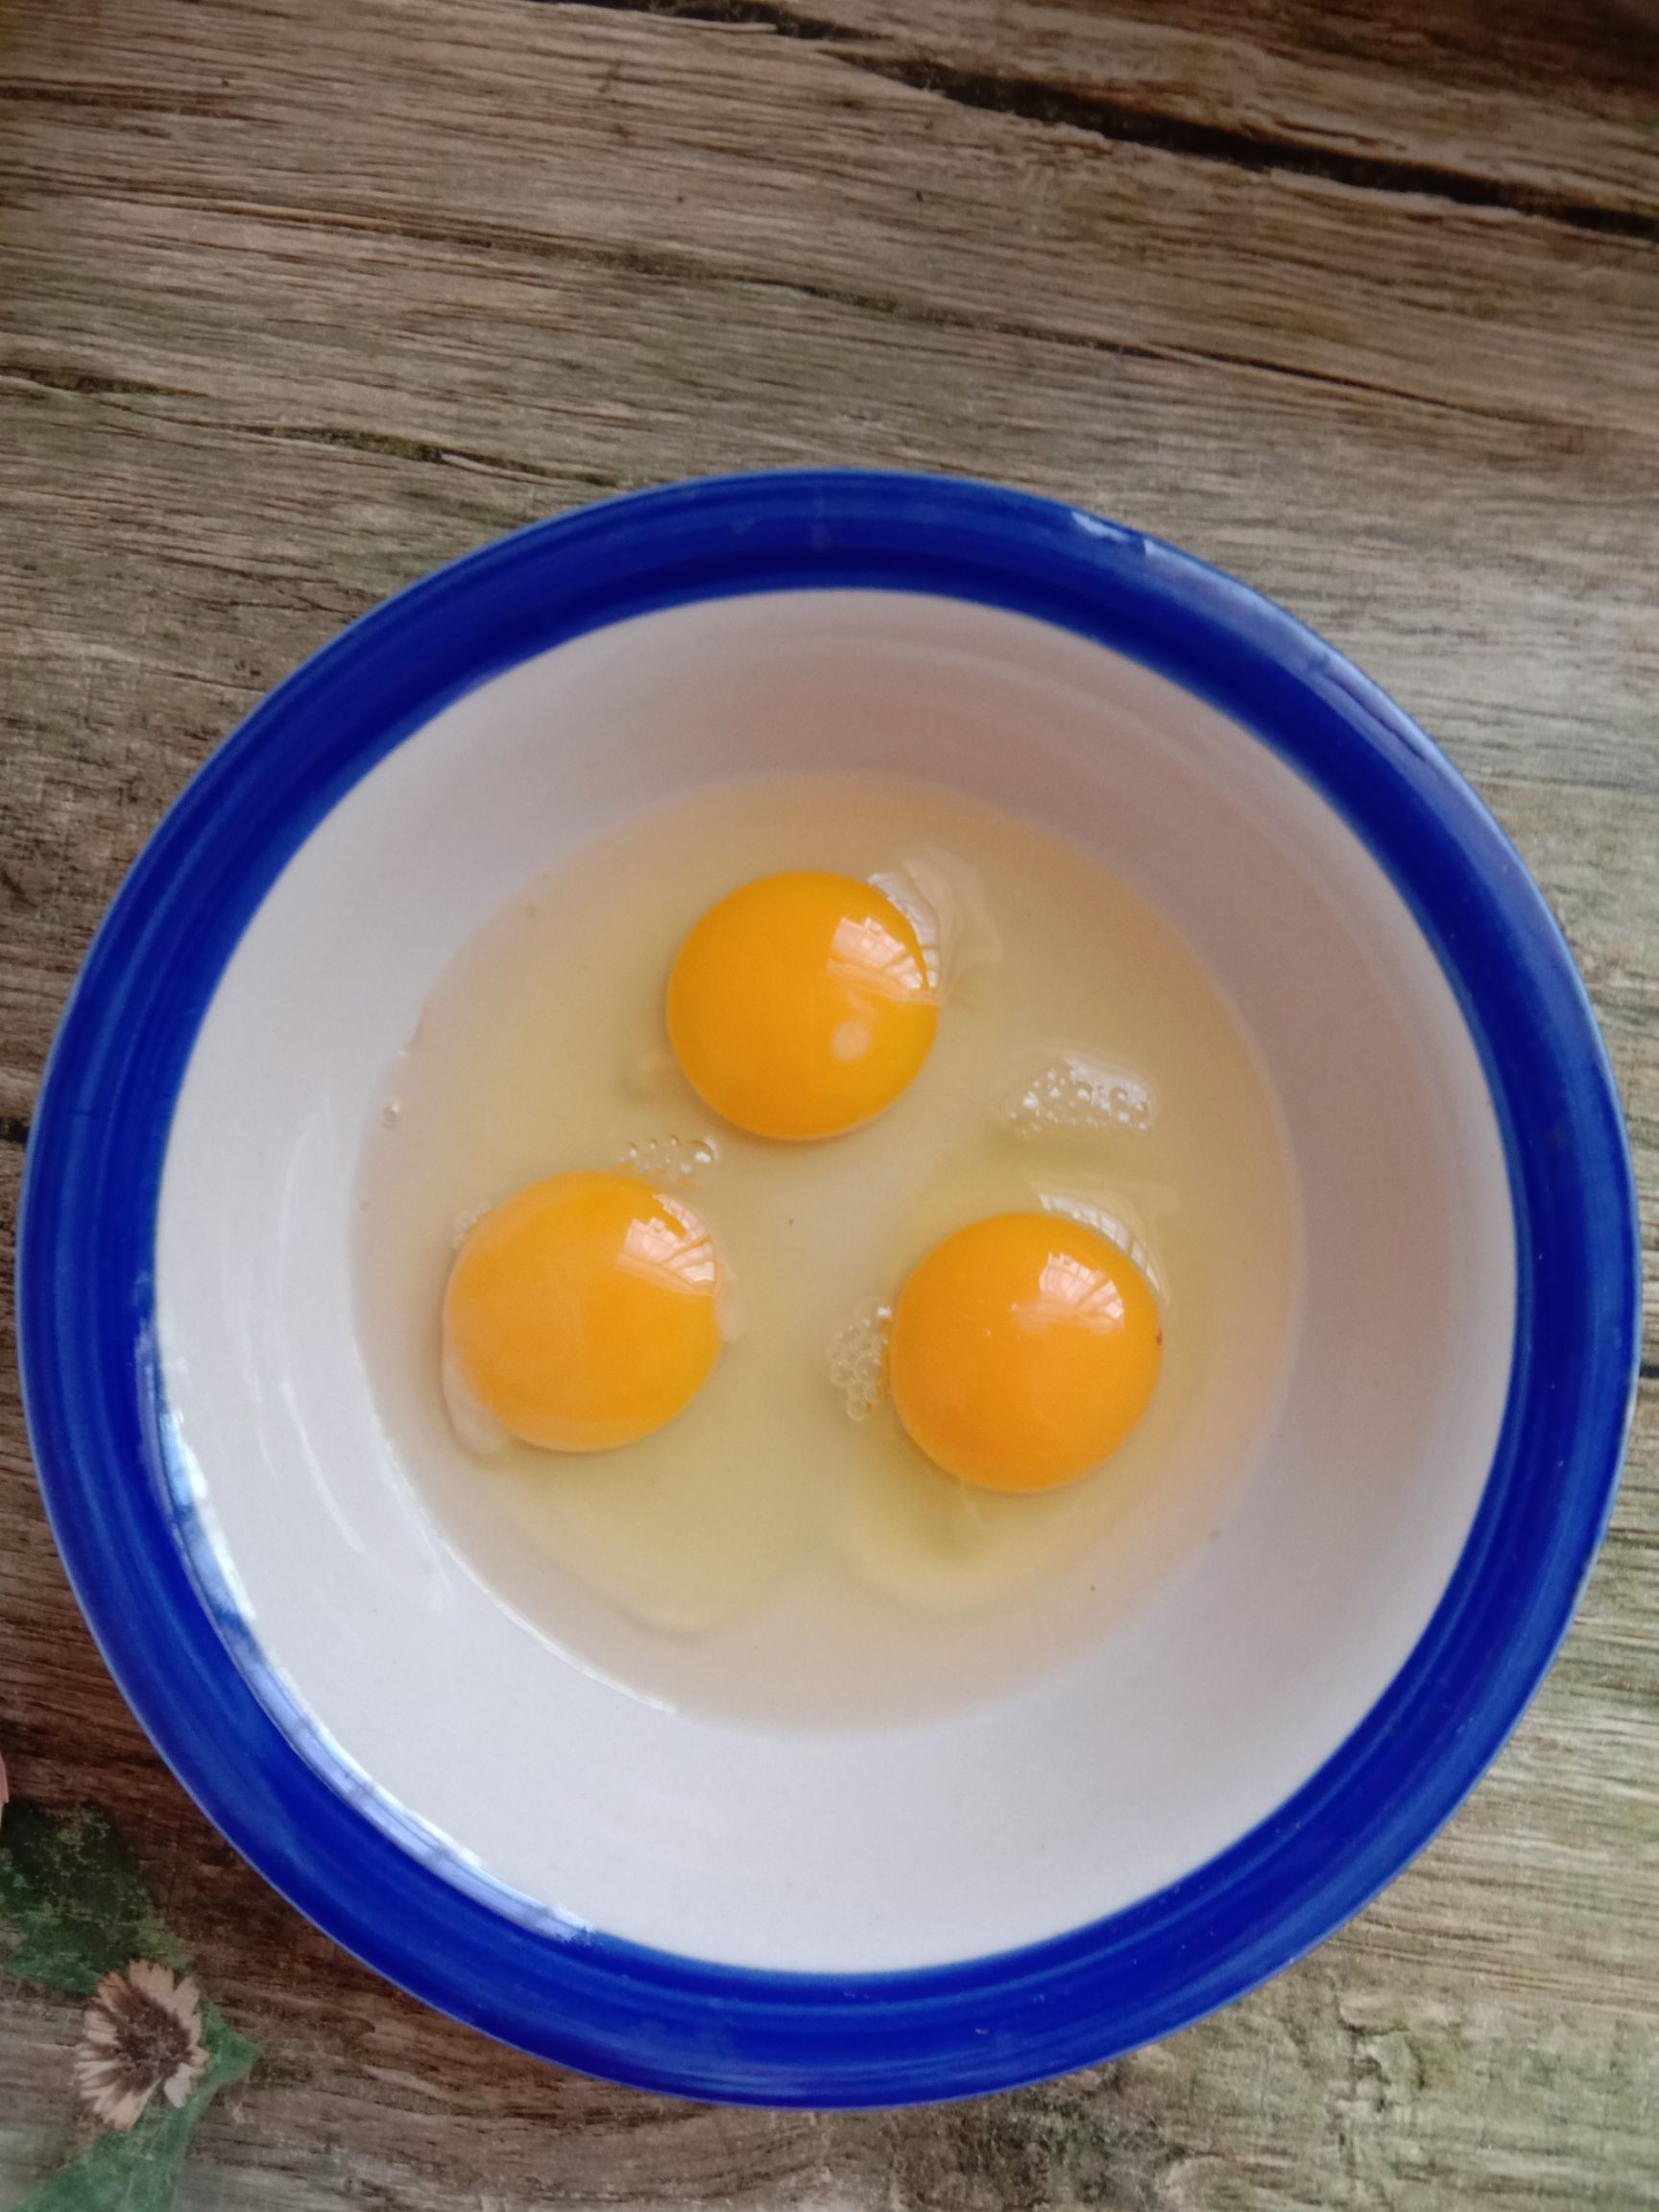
[443,1171,722,1452]
[667,871,937,1142]
[889,1214,1162,1492]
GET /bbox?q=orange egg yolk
[443,1171,722,1452]
[666,871,938,1142]
[889,1213,1162,1492]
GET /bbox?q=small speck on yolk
[666,871,937,1142]
[443,1171,722,1453]
[889,1214,1163,1492]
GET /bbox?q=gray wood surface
[3,0,1657,2201]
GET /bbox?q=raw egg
[442,1170,723,1452]
[889,1213,1163,1492]
[667,870,937,1141]
[359,778,1297,1724]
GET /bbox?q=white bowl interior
[155,590,1514,1971]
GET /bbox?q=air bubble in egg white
[615,1132,721,1189]
[450,1201,490,1253]
[1000,1050,1155,1141]
[827,1297,893,1421]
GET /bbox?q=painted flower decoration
[74,1960,210,2131]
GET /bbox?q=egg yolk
[889,1214,1162,1492]
[443,1172,722,1453]
[667,871,938,1142]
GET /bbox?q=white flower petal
[163,2052,207,2102]
[107,2085,150,2133]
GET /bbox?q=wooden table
[3,1,1657,2202]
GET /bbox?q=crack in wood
[741,266,1551,423]
[0,78,252,122]
[0,1115,30,1149]
[835,55,1659,244]
[3,361,198,400]
[53,175,1567,431]
[3,188,1554,439]
[248,422,623,487]
[530,0,1659,246]
[528,0,866,41]
[2,364,626,486]
[1149,343,1543,424]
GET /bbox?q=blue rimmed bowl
[17,471,1640,2106]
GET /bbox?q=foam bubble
[1001,1050,1155,1141]
[827,1296,893,1421]
[449,1201,490,1253]
[616,1132,721,1188]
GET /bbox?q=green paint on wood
[0,1802,185,1996]
[0,1800,261,2211]
[200,1996,263,2097]
[9,2096,204,2212]
[6,2002,263,2212]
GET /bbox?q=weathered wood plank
[558,0,1659,228]
[12,0,1659,226]
[3,0,1658,438]
[3,0,1657,2203]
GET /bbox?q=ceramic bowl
[18,471,1640,2106]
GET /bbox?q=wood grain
[537,0,1659,228]
[3,0,1657,2201]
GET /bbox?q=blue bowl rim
[15,468,1642,2108]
